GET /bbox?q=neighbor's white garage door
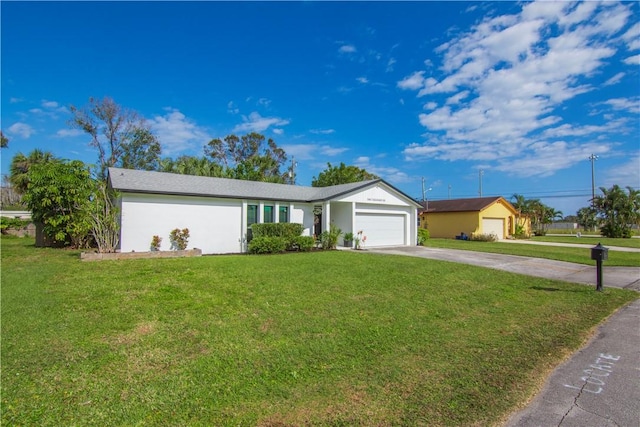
[482,218,504,239]
[355,213,406,247]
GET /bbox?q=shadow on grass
[529,286,586,293]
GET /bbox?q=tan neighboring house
[419,196,530,240]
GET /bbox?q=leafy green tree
[576,207,598,231]
[23,160,94,247]
[158,155,224,177]
[69,97,161,178]
[1,130,8,148]
[312,162,378,187]
[593,185,640,238]
[205,133,290,183]
[119,128,162,171]
[9,149,58,194]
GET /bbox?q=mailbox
[591,243,608,261]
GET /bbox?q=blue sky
[2,1,639,216]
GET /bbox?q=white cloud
[604,153,640,188]
[310,129,335,135]
[321,146,349,156]
[272,128,284,135]
[56,128,84,138]
[542,119,628,138]
[339,44,357,54]
[604,72,625,86]
[386,57,396,72]
[7,122,35,138]
[445,90,469,105]
[604,97,640,114]
[232,112,290,134]
[9,97,23,103]
[397,71,425,90]
[354,156,413,184]
[41,100,59,109]
[281,143,348,161]
[400,1,636,178]
[356,76,369,84]
[623,54,640,65]
[622,22,640,50]
[149,108,211,154]
[257,98,271,108]
[493,141,609,178]
[227,101,239,114]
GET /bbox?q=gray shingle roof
[108,167,382,203]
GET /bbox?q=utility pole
[589,154,598,206]
[421,177,426,203]
[478,169,484,197]
[448,184,451,199]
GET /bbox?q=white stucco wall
[291,203,314,237]
[330,202,353,236]
[120,193,244,254]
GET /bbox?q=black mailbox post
[591,243,609,291]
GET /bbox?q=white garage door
[355,213,406,247]
[482,218,504,239]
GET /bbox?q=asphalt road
[366,245,640,426]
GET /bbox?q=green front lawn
[532,235,640,249]
[2,236,637,426]
[423,238,640,267]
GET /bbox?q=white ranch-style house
[108,168,420,254]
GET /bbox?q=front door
[313,205,323,238]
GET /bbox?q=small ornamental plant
[169,228,190,250]
[150,235,162,251]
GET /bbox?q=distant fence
[548,222,578,230]
[0,210,32,220]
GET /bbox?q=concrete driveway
[367,246,640,291]
[366,245,640,426]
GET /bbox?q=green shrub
[250,223,310,252]
[0,217,31,231]
[248,236,288,254]
[513,224,529,239]
[290,235,315,252]
[251,223,304,240]
[319,224,342,250]
[471,233,497,242]
[417,228,430,245]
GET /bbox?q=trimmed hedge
[248,236,288,254]
[249,223,312,254]
[290,235,315,252]
[251,223,304,240]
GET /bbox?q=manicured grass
[546,228,640,236]
[2,236,637,426]
[423,238,640,267]
[532,235,640,249]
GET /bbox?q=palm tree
[9,149,58,194]
[593,185,640,238]
[577,206,598,231]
